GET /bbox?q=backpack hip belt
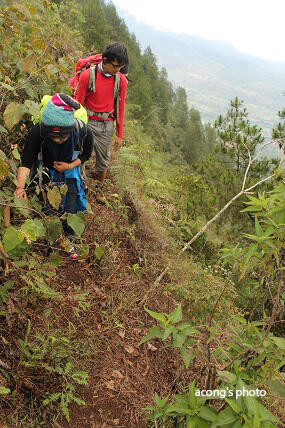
[86,109,115,119]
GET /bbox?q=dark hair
[102,42,129,66]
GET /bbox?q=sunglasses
[109,62,125,70]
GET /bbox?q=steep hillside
[1,1,285,426]
[118,9,285,137]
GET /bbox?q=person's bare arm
[53,158,81,173]
[15,166,30,197]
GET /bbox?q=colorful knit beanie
[41,93,80,134]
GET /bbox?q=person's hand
[53,161,71,172]
[15,187,27,198]
[114,136,122,151]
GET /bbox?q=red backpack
[68,54,102,96]
[68,54,128,124]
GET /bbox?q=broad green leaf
[47,187,61,210]
[232,315,247,325]
[175,331,186,348]
[267,379,285,398]
[32,219,46,239]
[270,336,285,350]
[22,219,45,241]
[44,64,58,78]
[179,325,199,336]
[0,125,8,134]
[181,346,194,369]
[67,212,85,237]
[187,381,198,410]
[217,370,237,384]
[225,398,242,414]
[2,227,21,253]
[3,102,24,130]
[168,304,182,324]
[186,416,210,428]
[175,393,188,406]
[25,86,37,100]
[198,406,218,422]
[22,53,36,74]
[231,421,243,428]
[24,100,40,119]
[94,245,104,260]
[138,326,163,346]
[0,82,15,92]
[145,307,166,325]
[156,396,169,409]
[162,325,174,340]
[0,159,9,180]
[12,147,21,160]
[214,406,238,426]
[14,195,30,217]
[154,392,161,405]
[46,216,62,244]
[166,402,191,415]
[253,412,262,428]
[243,243,258,267]
[254,400,280,423]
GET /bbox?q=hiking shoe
[68,245,79,260]
[95,184,106,205]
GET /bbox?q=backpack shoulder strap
[114,72,120,99]
[74,119,88,188]
[38,124,44,161]
[75,119,87,154]
[114,73,121,125]
[37,124,45,192]
[88,64,97,94]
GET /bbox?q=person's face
[103,58,125,75]
[48,134,69,144]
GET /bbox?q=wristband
[16,187,25,190]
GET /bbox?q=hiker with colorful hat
[72,42,129,204]
[15,93,93,258]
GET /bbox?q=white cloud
[112,0,285,63]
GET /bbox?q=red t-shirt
[75,68,127,138]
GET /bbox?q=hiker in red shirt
[74,42,128,204]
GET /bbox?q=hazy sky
[112,0,285,63]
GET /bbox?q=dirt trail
[55,173,185,428]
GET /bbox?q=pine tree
[214,97,264,173]
[272,107,285,149]
[79,0,109,51]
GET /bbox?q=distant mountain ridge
[118,8,285,137]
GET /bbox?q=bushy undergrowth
[113,120,285,426]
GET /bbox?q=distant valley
[118,8,285,145]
